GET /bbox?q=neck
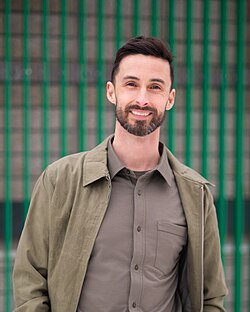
[112,122,161,171]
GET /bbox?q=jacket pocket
[154,221,187,276]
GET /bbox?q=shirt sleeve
[12,169,53,311]
[203,184,228,311]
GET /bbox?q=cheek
[116,89,138,104]
[149,94,167,107]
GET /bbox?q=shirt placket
[128,176,146,311]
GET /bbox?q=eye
[150,84,161,90]
[126,81,137,87]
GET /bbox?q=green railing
[3,1,12,311]
[1,1,249,311]
[185,0,193,166]
[61,0,68,156]
[97,0,105,143]
[218,0,228,266]
[42,0,50,169]
[167,0,176,152]
[78,0,88,151]
[234,1,246,311]
[201,0,210,179]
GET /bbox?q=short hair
[111,36,174,89]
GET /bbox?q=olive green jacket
[13,137,228,312]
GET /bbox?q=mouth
[130,109,152,117]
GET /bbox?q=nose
[135,88,149,106]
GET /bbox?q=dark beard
[115,104,166,136]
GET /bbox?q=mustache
[124,104,157,113]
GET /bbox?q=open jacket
[13,136,228,312]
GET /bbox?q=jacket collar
[166,149,213,186]
[82,135,213,187]
[82,137,110,186]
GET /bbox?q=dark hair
[111,36,174,89]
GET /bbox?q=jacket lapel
[174,173,203,312]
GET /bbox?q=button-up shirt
[77,139,187,312]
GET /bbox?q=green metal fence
[3,1,12,311]
[1,1,249,311]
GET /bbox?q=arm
[203,185,228,311]
[13,170,53,311]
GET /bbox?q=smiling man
[13,36,227,312]
[110,54,174,138]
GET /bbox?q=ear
[106,81,116,104]
[166,88,176,111]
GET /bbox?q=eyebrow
[123,75,140,81]
[149,78,165,85]
[123,76,166,85]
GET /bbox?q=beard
[115,103,166,136]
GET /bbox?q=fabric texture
[77,139,185,312]
[13,135,228,312]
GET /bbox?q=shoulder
[166,148,213,186]
[45,152,87,181]
[47,152,87,172]
[43,136,111,185]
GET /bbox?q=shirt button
[137,226,141,232]
[132,302,136,308]
[134,264,139,271]
[137,189,142,196]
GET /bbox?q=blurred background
[0,0,249,311]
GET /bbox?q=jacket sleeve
[203,185,228,311]
[13,170,53,311]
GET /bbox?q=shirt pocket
[154,221,187,276]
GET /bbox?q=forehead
[117,54,171,81]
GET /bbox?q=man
[13,36,227,311]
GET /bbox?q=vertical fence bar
[4,1,12,311]
[42,0,50,169]
[79,0,87,151]
[167,0,175,152]
[61,0,68,156]
[97,0,105,143]
[234,1,246,310]
[151,0,159,37]
[115,0,123,51]
[113,0,123,130]
[23,0,30,217]
[201,0,210,178]
[218,0,228,264]
[185,0,193,167]
[133,0,140,37]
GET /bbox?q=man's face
[106,54,175,137]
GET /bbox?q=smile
[130,110,152,117]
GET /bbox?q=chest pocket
[154,221,187,276]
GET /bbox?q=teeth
[131,110,150,116]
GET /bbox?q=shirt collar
[107,138,126,180]
[155,142,172,186]
[107,138,172,186]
